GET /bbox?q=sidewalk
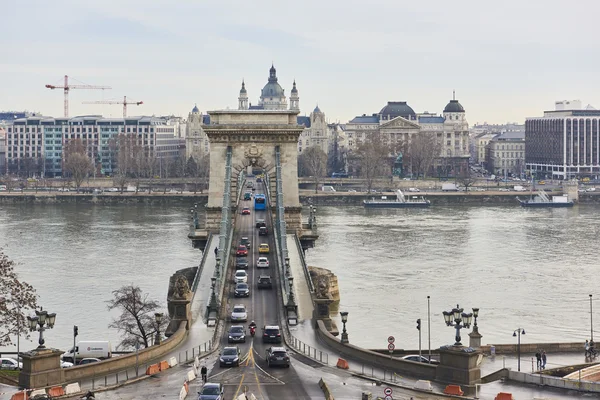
[286,234,314,321]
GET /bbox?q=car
[198,382,224,400]
[78,358,101,365]
[255,219,266,228]
[60,360,74,368]
[0,357,22,370]
[241,207,251,215]
[402,355,440,365]
[246,182,254,188]
[220,346,241,367]
[587,188,597,192]
[258,243,270,254]
[256,177,263,183]
[256,257,269,268]
[231,304,248,322]
[538,180,546,185]
[257,275,273,289]
[234,282,250,297]
[236,245,248,257]
[262,325,282,343]
[240,237,251,247]
[234,270,248,284]
[408,187,420,192]
[244,192,252,201]
[498,188,510,192]
[266,347,290,368]
[228,325,246,343]
[235,257,249,269]
[259,226,268,236]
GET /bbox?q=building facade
[186,105,211,162]
[526,103,600,179]
[0,127,6,174]
[297,105,329,155]
[486,131,525,177]
[473,132,497,166]
[5,115,181,177]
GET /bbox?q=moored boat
[363,189,430,208]
[517,190,574,208]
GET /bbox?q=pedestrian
[541,350,547,369]
[200,364,207,383]
[585,340,590,356]
[214,247,218,257]
[535,351,541,369]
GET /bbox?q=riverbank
[1,190,598,206]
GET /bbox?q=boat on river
[363,189,430,208]
[517,190,574,208]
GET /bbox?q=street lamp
[513,328,526,371]
[27,308,56,349]
[442,304,473,346]
[209,277,218,312]
[154,313,163,345]
[340,311,349,344]
[472,308,480,332]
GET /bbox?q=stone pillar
[19,348,63,389]
[469,327,482,348]
[435,345,482,386]
[313,298,339,336]
[165,273,193,337]
[205,206,223,232]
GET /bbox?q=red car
[241,207,251,215]
[236,245,248,257]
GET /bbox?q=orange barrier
[10,392,28,400]
[336,358,349,370]
[48,386,66,397]
[159,360,169,371]
[183,382,189,394]
[145,363,160,375]
[443,385,464,396]
[495,393,514,400]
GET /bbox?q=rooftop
[491,131,525,141]
[349,114,380,124]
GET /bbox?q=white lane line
[253,360,286,385]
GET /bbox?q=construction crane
[82,96,144,117]
[45,75,111,118]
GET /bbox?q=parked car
[0,357,22,370]
[408,188,420,192]
[241,207,251,215]
[78,358,101,365]
[236,245,248,257]
[235,257,249,269]
[257,275,273,289]
[234,270,248,284]
[219,346,241,367]
[228,325,246,343]
[197,382,224,400]
[234,282,250,297]
[256,257,269,268]
[258,243,270,254]
[60,360,74,368]
[240,237,251,247]
[230,304,248,322]
[402,354,439,364]
[266,347,290,368]
[255,219,266,228]
[262,325,282,343]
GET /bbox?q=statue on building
[173,274,191,299]
[393,152,403,176]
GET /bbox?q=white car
[61,360,74,368]
[408,188,420,192]
[0,358,22,370]
[234,270,248,284]
[256,257,269,268]
[231,305,248,322]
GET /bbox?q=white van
[62,341,112,363]
[321,186,336,192]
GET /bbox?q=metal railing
[294,234,315,293]
[290,336,329,365]
[177,339,214,364]
[273,146,291,298]
[191,232,212,296]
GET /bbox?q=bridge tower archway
[203,110,304,232]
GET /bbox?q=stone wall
[0,193,207,205]
[308,266,339,314]
[480,342,583,354]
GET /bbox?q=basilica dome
[261,65,284,98]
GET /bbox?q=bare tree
[63,139,94,192]
[0,249,38,346]
[405,132,441,179]
[114,134,137,193]
[298,146,328,193]
[353,133,388,193]
[456,163,476,191]
[107,285,167,349]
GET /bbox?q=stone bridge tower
[203,110,304,231]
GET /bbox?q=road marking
[232,372,246,398]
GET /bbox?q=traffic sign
[387,335,395,344]
[384,387,393,395]
[388,343,395,352]
[384,396,392,400]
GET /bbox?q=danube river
[1,203,599,354]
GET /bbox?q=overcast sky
[2,0,599,124]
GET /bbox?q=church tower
[238,80,249,110]
[290,80,300,111]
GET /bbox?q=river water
[1,203,598,355]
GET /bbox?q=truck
[513,185,527,192]
[61,341,112,364]
[321,186,336,192]
[442,183,458,192]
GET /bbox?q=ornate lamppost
[513,328,525,371]
[287,276,296,306]
[208,277,218,312]
[468,307,482,348]
[442,304,473,346]
[27,308,56,349]
[340,311,349,344]
[154,313,164,345]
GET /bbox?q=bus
[331,172,348,178]
[254,194,266,210]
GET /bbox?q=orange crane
[82,96,144,117]
[45,75,111,118]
